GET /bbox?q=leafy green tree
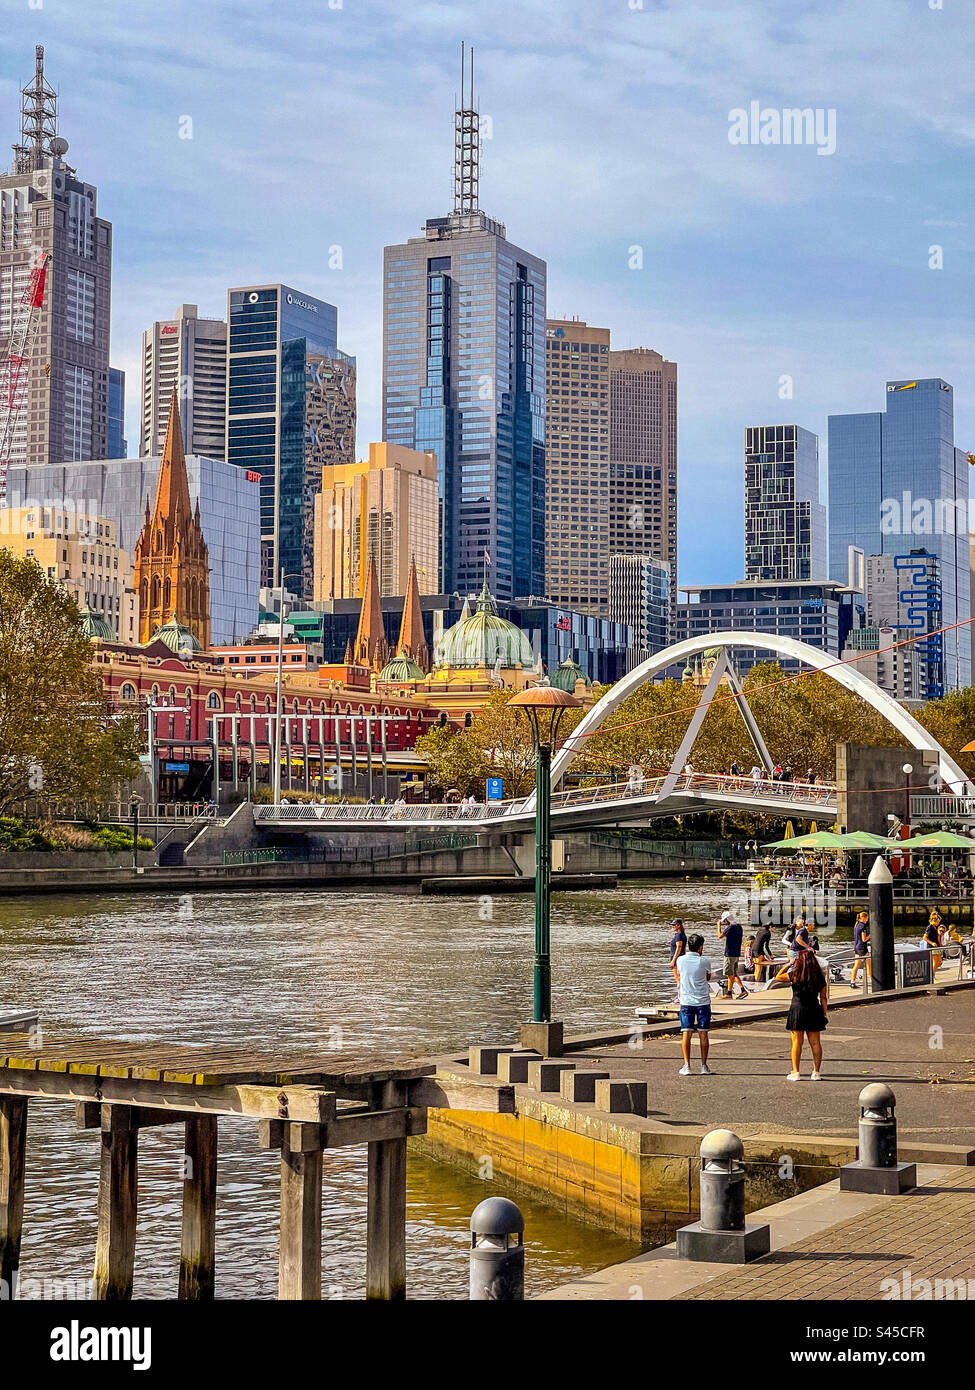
[0,552,141,812]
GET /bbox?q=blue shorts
[679,1004,712,1032]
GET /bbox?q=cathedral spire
[396,556,429,671]
[353,553,388,669]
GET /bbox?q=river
[0,876,840,1299]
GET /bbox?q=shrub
[0,816,60,852]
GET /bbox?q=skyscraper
[744,423,825,581]
[608,553,672,668]
[226,283,355,596]
[545,319,610,612]
[607,348,678,612]
[828,378,970,692]
[0,46,112,466]
[312,442,439,602]
[382,48,546,600]
[141,303,227,460]
[108,368,126,459]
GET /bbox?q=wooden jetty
[0,1033,512,1301]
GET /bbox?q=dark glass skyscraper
[745,424,824,581]
[382,56,546,600]
[828,377,970,692]
[226,284,354,597]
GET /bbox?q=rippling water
[1,876,774,1299]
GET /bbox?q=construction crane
[0,248,49,503]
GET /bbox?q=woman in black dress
[786,948,828,1080]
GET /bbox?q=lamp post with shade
[508,685,582,1039]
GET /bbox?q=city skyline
[0,2,971,589]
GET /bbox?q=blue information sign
[164,762,190,774]
[486,777,503,801]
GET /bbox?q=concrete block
[839,1161,917,1195]
[527,1059,576,1093]
[594,1078,648,1117]
[560,1069,610,1103]
[676,1220,771,1264]
[467,1044,516,1076]
[497,1049,540,1084]
[520,1020,564,1056]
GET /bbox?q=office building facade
[140,303,227,460]
[382,70,546,600]
[745,423,825,580]
[6,454,260,645]
[608,347,678,613]
[313,442,439,602]
[828,377,970,691]
[108,368,126,458]
[545,319,610,612]
[227,283,354,596]
[0,47,112,467]
[675,579,860,676]
[608,553,672,669]
[862,549,945,699]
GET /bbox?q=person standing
[676,934,713,1076]
[922,912,943,973]
[850,910,871,989]
[753,920,773,984]
[668,918,687,987]
[717,910,749,999]
[786,949,829,1080]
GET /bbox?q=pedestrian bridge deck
[256,774,837,833]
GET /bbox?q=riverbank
[417,976,975,1244]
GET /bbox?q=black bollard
[840,1083,917,1193]
[867,856,895,992]
[676,1130,770,1264]
[469,1197,524,1300]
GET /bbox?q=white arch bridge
[254,633,968,835]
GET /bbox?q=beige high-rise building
[1,504,138,642]
[608,347,678,613]
[313,443,439,601]
[544,319,610,613]
[140,303,227,459]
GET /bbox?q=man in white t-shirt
[675,934,713,1076]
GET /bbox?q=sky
[1,0,972,586]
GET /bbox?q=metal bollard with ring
[469,1197,525,1301]
[840,1083,917,1194]
[676,1129,770,1264]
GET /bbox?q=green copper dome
[551,657,591,692]
[150,616,202,654]
[78,606,116,642]
[434,581,534,670]
[378,654,426,683]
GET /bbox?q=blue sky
[2,0,972,586]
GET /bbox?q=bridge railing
[252,773,836,824]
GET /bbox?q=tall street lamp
[509,686,582,1041]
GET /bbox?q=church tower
[351,553,388,669]
[395,557,429,670]
[134,390,210,649]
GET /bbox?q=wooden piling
[279,1123,323,1300]
[179,1115,218,1301]
[366,1081,407,1300]
[93,1104,139,1301]
[0,1096,27,1297]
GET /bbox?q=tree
[0,552,141,812]
[413,721,488,797]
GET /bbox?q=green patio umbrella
[896,830,975,849]
[840,830,897,849]
[763,830,851,850]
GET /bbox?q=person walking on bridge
[676,934,713,1075]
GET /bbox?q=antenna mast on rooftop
[454,41,479,214]
[13,45,58,174]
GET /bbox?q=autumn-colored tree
[0,552,141,812]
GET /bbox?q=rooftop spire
[454,41,479,214]
[396,557,430,671]
[353,553,388,670]
[13,45,58,175]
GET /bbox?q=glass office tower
[107,367,126,458]
[828,378,970,693]
[227,284,354,597]
[382,65,546,600]
[745,424,825,580]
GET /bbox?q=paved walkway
[537,1164,975,1300]
[567,987,975,1152]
